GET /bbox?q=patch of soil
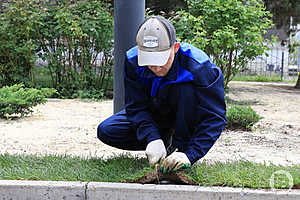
[126,171,197,185]
[0,81,299,166]
[293,184,300,189]
[206,81,300,166]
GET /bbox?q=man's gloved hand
[159,152,191,174]
[145,139,167,166]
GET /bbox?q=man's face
[148,42,180,77]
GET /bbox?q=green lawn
[0,154,299,189]
[232,75,297,82]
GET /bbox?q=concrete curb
[0,180,299,200]
[0,180,87,200]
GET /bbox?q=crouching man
[97,16,227,173]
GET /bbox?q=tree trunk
[295,73,300,89]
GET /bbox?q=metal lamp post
[113,0,145,113]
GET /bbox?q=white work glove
[160,151,191,174]
[145,139,167,166]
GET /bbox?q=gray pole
[114,0,145,113]
[281,51,284,81]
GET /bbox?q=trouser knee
[97,122,108,143]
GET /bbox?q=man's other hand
[145,139,167,166]
[159,152,191,174]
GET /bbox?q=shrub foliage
[0,0,38,86]
[0,0,113,98]
[171,0,274,87]
[0,84,56,118]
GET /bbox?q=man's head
[136,16,180,77]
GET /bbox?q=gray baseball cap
[136,16,176,66]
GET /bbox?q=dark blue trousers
[97,83,197,152]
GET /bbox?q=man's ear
[174,42,180,53]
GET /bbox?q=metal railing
[239,43,300,80]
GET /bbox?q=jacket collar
[139,53,179,81]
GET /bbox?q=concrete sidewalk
[0,180,299,200]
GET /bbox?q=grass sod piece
[0,154,149,182]
[226,105,262,131]
[0,154,299,189]
[187,161,300,189]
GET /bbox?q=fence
[238,43,300,81]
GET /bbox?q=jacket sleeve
[124,57,161,144]
[184,62,227,164]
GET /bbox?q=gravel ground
[0,81,299,166]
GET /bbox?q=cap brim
[138,48,171,66]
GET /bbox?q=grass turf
[0,154,299,189]
[232,75,297,82]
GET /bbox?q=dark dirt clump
[126,171,197,185]
[292,184,300,189]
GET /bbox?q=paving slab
[0,180,86,200]
[87,182,300,200]
[0,180,299,200]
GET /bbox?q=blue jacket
[124,42,227,164]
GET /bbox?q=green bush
[0,0,38,86]
[71,88,105,101]
[0,0,114,98]
[226,105,262,130]
[171,0,274,87]
[34,0,113,95]
[0,84,56,118]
